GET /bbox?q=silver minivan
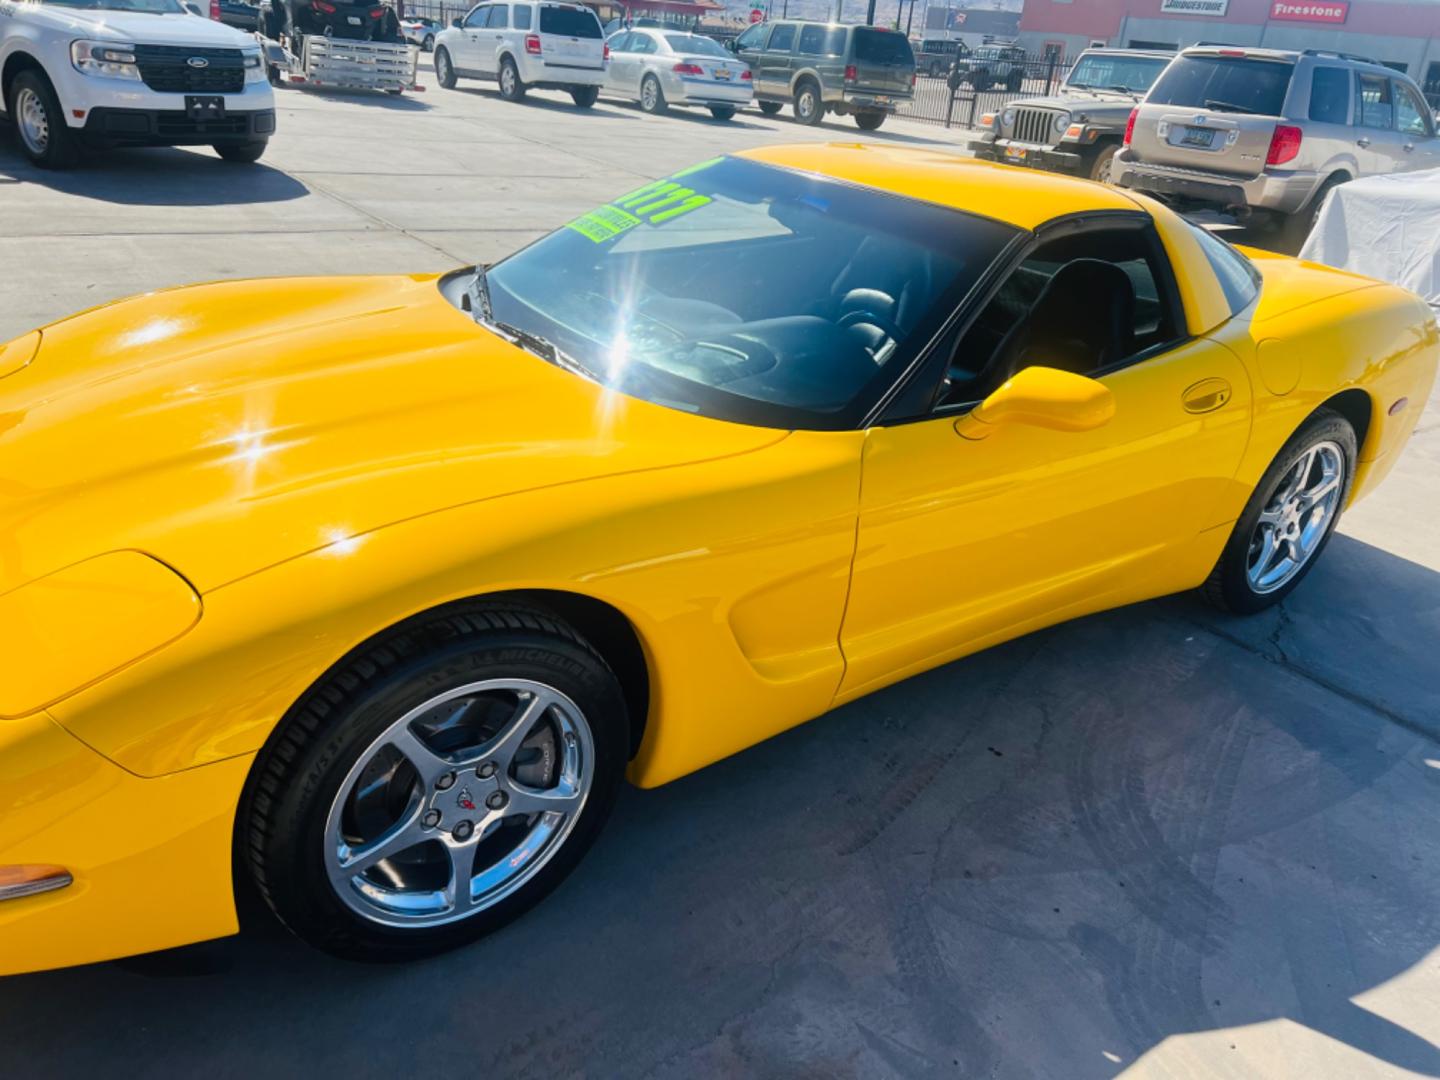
[1114,46,1440,243]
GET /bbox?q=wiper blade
[1106,84,1140,95]
[1204,99,1256,114]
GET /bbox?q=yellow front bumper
[0,713,250,976]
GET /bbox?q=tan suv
[1114,46,1440,244]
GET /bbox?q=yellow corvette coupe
[1,144,1435,974]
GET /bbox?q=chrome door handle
[1356,137,1371,147]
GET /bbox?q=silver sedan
[604,28,753,120]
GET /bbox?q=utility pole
[865,0,876,25]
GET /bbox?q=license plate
[713,68,731,81]
[1004,145,1027,161]
[1181,126,1215,148]
[347,14,361,23]
[874,95,890,104]
[185,96,226,121]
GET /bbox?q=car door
[454,4,490,71]
[837,221,1253,698]
[732,22,768,91]
[628,30,659,94]
[605,31,635,95]
[757,23,797,98]
[1393,78,1440,170]
[1353,71,1404,174]
[478,4,508,78]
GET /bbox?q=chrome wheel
[797,86,817,121]
[1246,440,1344,594]
[15,87,49,156]
[500,62,516,97]
[436,50,451,82]
[323,678,595,929]
[641,76,659,111]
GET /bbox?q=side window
[463,5,489,29]
[512,4,531,29]
[734,23,764,50]
[938,228,1182,408]
[631,33,656,55]
[1187,223,1260,316]
[609,30,631,51]
[1308,67,1350,124]
[1355,73,1394,129]
[1395,81,1434,136]
[487,4,508,29]
[766,24,796,53]
[797,24,825,56]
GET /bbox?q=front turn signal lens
[0,865,73,902]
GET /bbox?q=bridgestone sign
[1159,0,1230,15]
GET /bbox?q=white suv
[0,0,275,168]
[434,1,606,107]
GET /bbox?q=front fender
[46,430,864,787]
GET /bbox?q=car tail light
[673,62,703,75]
[1267,124,1303,165]
[910,72,916,87]
[312,0,336,11]
[1123,106,1138,145]
[525,33,541,55]
[368,6,384,17]
[1218,49,1246,57]
[603,42,610,61]
[741,69,752,80]
[209,0,219,18]
[844,64,856,82]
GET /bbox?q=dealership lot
[3,59,1440,1079]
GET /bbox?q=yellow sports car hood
[0,274,782,595]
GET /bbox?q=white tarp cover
[1299,168,1440,307]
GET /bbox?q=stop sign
[749,8,763,22]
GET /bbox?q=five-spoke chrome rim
[16,88,49,155]
[1247,440,1344,594]
[641,77,659,111]
[324,679,594,928]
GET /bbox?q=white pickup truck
[0,0,275,168]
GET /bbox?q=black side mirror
[451,17,462,28]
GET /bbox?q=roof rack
[1301,47,1379,64]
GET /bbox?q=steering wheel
[838,309,904,345]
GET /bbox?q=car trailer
[257,32,422,94]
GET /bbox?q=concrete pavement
[2,58,1438,1080]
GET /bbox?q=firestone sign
[1159,0,1230,16]
[1269,0,1349,22]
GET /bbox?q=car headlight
[1053,111,1071,134]
[71,40,142,81]
[1001,108,1015,127]
[243,49,266,83]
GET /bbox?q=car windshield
[665,34,727,57]
[853,28,913,65]
[1147,55,1294,115]
[481,157,1016,429]
[39,0,185,9]
[1067,54,1168,92]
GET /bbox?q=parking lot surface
[2,59,1439,1080]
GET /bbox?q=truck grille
[1010,107,1059,146]
[134,45,246,94]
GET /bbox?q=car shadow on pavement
[277,85,433,111]
[451,86,642,121]
[2,536,1438,1077]
[0,131,308,206]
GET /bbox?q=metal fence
[899,53,1074,130]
